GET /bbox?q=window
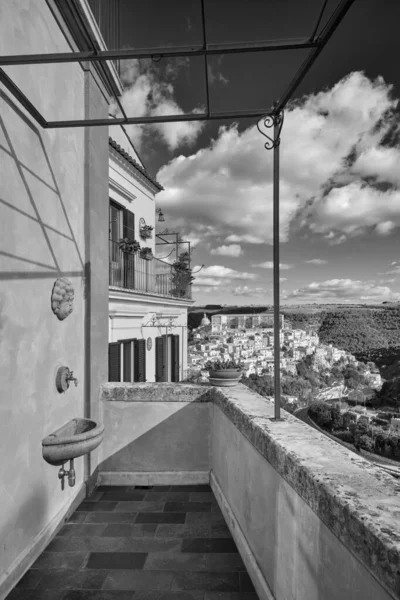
[109,200,136,289]
[108,338,146,382]
[155,334,180,382]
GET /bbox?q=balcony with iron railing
[109,240,192,300]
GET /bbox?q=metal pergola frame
[0,0,354,419]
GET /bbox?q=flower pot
[208,369,242,387]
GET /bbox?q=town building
[211,312,284,332]
[107,129,193,383]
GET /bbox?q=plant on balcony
[139,224,154,240]
[118,237,141,254]
[140,246,154,261]
[204,359,244,388]
[170,252,194,298]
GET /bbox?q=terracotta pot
[208,369,242,387]
[209,368,241,379]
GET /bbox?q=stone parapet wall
[101,382,400,599]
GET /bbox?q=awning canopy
[0,0,354,129]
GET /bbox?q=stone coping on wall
[100,382,213,403]
[100,381,400,598]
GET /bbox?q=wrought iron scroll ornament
[257,110,284,150]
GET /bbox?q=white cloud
[280,277,288,282]
[192,265,257,290]
[285,279,400,303]
[308,182,400,240]
[210,244,243,257]
[111,59,205,150]
[156,71,400,246]
[251,261,293,270]
[231,286,264,297]
[305,259,327,265]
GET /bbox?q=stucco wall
[212,405,392,600]
[99,383,211,474]
[0,1,109,588]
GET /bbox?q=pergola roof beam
[0,39,319,67]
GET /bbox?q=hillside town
[188,313,383,404]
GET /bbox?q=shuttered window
[155,336,166,382]
[109,336,147,382]
[134,339,146,382]
[122,339,136,382]
[171,334,180,382]
[108,342,121,382]
[122,209,135,289]
[123,209,135,240]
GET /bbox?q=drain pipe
[58,459,76,491]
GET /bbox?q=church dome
[201,313,210,326]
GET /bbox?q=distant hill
[189,304,400,364]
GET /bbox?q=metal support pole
[257,109,284,420]
[273,121,281,420]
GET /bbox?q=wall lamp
[156,208,165,222]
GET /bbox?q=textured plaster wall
[211,405,393,600]
[0,1,108,584]
[99,384,211,472]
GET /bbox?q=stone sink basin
[42,418,104,466]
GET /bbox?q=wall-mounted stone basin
[42,418,104,466]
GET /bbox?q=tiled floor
[7,484,259,600]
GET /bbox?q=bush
[358,435,375,452]
[333,430,354,444]
[309,401,333,429]
[331,405,343,431]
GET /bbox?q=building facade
[107,129,193,382]
[211,312,284,332]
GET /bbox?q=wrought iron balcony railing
[109,240,192,300]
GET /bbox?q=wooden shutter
[171,334,180,382]
[134,339,146,382]
[123,209,135,240]
[123,341,132,382]
[108,342,121,382]
[123,209,135,289]
[155,336,166,382]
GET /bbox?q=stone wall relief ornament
[51,278,75,320]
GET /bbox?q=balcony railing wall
[109,240,192,299]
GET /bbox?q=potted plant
[140,224,154,240]
[140,247,154,261]
[204,359,243,387]
[170,252,194,297]
[118,238,140,254]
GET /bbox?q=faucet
[65,369,78,387]
[55,366,78,393]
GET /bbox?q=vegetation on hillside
[308,401,400,460]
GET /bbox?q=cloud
[210,244,243,257]
[307,182,400,240]
[192,265,257,290]
[285,279,400,303]
[231,286,265,297]
[280,277,288,282]
[156,72,400,246]
[305,259,327,265]
[111,59,205,150]
[251,262,293,270]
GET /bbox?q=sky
[111,0,400,306]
